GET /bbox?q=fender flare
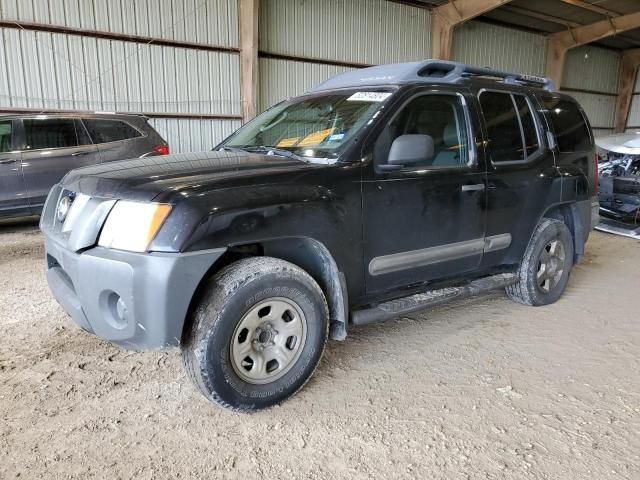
[260,237,349,340]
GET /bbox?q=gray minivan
[0,113,168,218]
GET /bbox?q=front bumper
[45,236,225,351]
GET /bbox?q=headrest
[443,122,458,147]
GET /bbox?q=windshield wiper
[220,145,312,162]
[218,146,251,153]
[243,146,307,162]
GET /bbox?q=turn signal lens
[98,201,172,252]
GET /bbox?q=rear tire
[182,257,329,412]
[506,218,574,306]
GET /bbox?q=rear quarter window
[83,119,143,144]
[543,98,591,152]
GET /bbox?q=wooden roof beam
[546,11,640,87]
[431,0,512,60]
[559,0,620,18]
[615,48,640,133]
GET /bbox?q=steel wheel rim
[536,239,566,293]
[230,297,307,385]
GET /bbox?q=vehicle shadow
[0,216,40,234]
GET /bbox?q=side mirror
[387,134,434,167]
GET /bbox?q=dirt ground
[0,219,638,480]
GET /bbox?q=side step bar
[351,273,517,326]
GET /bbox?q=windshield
[219,89,395,163]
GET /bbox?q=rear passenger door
[20,117,100,212]
[82,118,147,162]
[474,88,555,269]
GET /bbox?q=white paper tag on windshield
[347,92,392,102]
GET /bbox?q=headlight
[98,201,172,252]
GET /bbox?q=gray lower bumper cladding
[44,237,225,351]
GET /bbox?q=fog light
[103,291,128,330]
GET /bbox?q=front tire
[506,218,574,306]
[182,257,329,412]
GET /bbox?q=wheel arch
[183,237,348,342]
[260,237,348,341]
[542,201,590,263]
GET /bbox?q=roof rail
[308,60,556,93]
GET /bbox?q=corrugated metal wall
[627,94,640,129]
[452,23,620,135]
[0,0,238,47]
[0,0,240,152]
[626,69,640,130]
[149,117,241,153]
[0,1,629,145]
[452,21,546,76]
[260,0,431,65]
[562,46,620,94]
[258,58,353,112]
[0,28,240,113]
[258,0,431,112]
[560,45,620,135]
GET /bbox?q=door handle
[71,150,92,157]
[461,184,485,192]
[0,158,17,165]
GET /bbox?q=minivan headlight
[98,201,172,253]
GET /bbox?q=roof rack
[308,59,556,93]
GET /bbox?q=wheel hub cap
[230,297,307,385]
[536,239,566,293]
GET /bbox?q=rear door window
[479,91,541,163]
[479,91,524,162]
[24,118,79,150]
[543,98,591,152]
[82,119,142,144]
[514,95,540,157]
[0,121,12,152]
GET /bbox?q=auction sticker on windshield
[347,92,392,102]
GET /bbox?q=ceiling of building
[397,0,640,50]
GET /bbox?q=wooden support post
[431,0,512,60]
[546,38,568,90]
[545,11,640,88]
[615,49,640,133]
[239,0,259,123]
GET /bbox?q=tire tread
[181,256,328,412]
[506,218,573,306]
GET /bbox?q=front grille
[41,185,117,252]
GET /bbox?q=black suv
[0,113,168,218]
[40,61,598,411]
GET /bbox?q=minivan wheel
[506,218,574,306]
[181,257,329,412]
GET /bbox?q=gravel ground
[0,219,638,480]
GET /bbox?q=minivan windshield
[219,89,395,163]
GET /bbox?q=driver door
[362,88,489,295]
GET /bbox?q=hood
[596,133,640,155]
[62,151,319,202]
